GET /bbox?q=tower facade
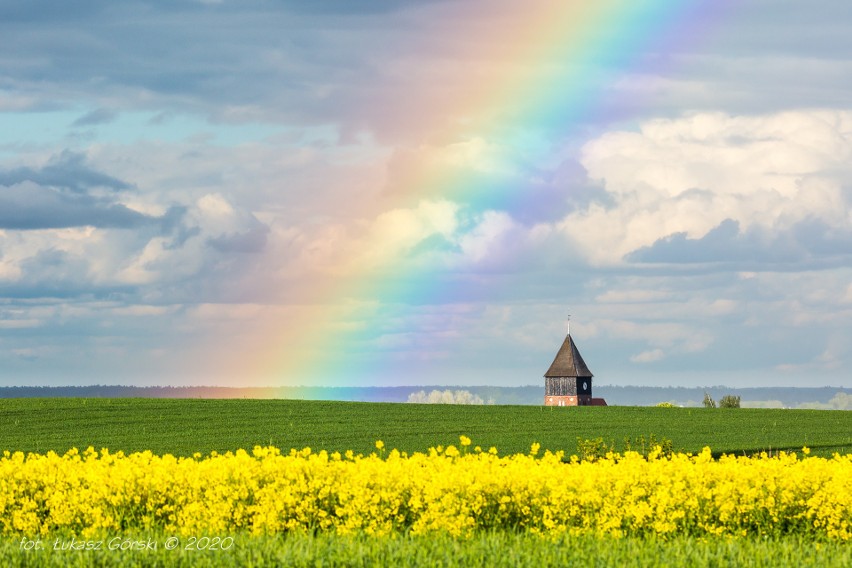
[544,331,603,406]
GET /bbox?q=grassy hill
[0,398,849,458]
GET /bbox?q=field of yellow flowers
[1,439,849,540]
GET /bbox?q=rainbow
[244,1,730,386]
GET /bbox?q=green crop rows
[2,531,850,568]
[0,398,849,458]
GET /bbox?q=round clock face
[582,381,588,391]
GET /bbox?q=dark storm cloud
[0,181,177,230]
[0,1,403,106]
[0,151,131,193]
[0,0,493,142]
[0,264,136,301]
[0,152,189,230]
[71,107,116,127]
[2,0,850,142]
[627,218,852,268]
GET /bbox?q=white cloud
[777,346,843,373]
[567,110,852,264]
[352,199,459,270]
[457,211,517,263]
[433,138,513,175]
[630,349,665,363]
[196,194,235,218]
[109,305,175,317]
[0,257,21,281]
[582,318,714,357]
[0,319,41,329]
[594,289,672,303]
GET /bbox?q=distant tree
[703,392,717,408]
[827,392,851,410]
[719,395,741,408]
[798,392,852,410]
[655,402,676,408]
[407,389,488,405]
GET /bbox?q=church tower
[544,321,606,406]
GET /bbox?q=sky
[1,0,851,389]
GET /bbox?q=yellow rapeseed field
[1,440,849,540]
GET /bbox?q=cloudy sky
[1,0,850,388]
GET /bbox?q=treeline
[0,384,849,408]
[407,389,496,405]
[0,385,543,404]
[600,386,850,408]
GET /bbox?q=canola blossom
[0,443,849,540]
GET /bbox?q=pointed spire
[544,328,593,378]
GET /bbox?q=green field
[1,398,849,457]
[3,532,851,568]
[2,398,850,566]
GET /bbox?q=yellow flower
[1,442,849,540]
[459,435,472,447]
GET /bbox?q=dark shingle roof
[544,334,593,378]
